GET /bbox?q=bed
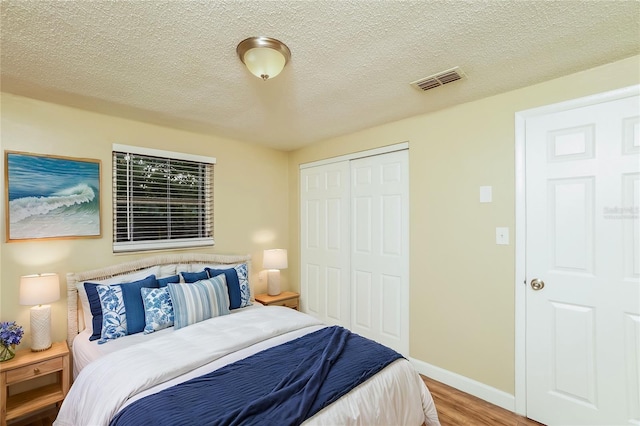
[55,253,440,426]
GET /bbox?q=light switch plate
[480,186,492,203]
[496,227,509,245]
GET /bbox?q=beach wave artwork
[7,153,101,240]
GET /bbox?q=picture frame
[5,151,102,242]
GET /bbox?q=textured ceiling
[1,1,639,151]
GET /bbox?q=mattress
[58,306,440,426]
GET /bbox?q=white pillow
[158,264,177,277]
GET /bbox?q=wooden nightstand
[255,291,300,310]
[0,341,70,426]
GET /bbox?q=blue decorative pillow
[141,287,174,334]
[120,275,159,334]
[96,285,127,344]
[206,268,241,309]
[167,275,230,330]
[180,270,209,283]
[158,275,180,287]
[234,263,251,308]
[84,282,104,341]
[85,275,157,341]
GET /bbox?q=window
[112,144,215,253]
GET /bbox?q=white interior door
[525,92,640,425]
[350,150,409,355]
[300,161,351,327]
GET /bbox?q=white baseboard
[409,357,516,413]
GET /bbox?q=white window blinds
[112,145,215,252]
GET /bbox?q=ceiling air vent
[410,67,466,92]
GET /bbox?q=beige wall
[1,54,637,396]
[288,55,640,394]
[0,93,291,347]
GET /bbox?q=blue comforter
[110,326,403,426]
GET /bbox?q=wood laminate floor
[422,376,544,426]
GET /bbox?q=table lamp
[19,273,60,351]
[263,249,288,296]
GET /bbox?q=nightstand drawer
[272,298,298,309]
[5,357,63,384]
[254,292,300,311]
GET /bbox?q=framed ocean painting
[5,151,101,241]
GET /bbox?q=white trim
[513,84,640,418]
[299,142,408,169]
[410,357,515,412]
[113,143,217,164]
[113,237,215,253]
[514,112,527,416]
[516,85,639,120]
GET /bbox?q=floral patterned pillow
[96,285,127,344]
[141,287,174,334]
[234,263,251,308]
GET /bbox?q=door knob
[530,278,545,291]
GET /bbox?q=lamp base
[267,270,281,296]
[30,305,52,352]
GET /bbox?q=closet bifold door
[300,148,409,356]
[300,161,351,328]
[349,150,409,356]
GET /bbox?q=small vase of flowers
[0,321,24,362]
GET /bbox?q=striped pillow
[167,276,230,330]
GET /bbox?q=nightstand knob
[33,368,40,374]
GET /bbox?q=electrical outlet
[496,227,509,245]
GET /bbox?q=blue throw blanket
[110,326,403,426]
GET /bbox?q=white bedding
[57,307,440,426]
[71,303,264,378]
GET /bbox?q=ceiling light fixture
[237,36,291,81]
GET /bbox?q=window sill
[113,238,215,253]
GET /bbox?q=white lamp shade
[243,47,286,80]
[19,273,60,306]
[263,249,288,270]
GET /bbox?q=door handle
[530,278,545,291]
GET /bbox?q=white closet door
[300,161,351,327]
[300,148,410,356]
[350,150,409,355]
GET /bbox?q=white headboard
[66,253,251,347]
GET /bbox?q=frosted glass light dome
[237,37,291,81]
[243,47,287,80]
